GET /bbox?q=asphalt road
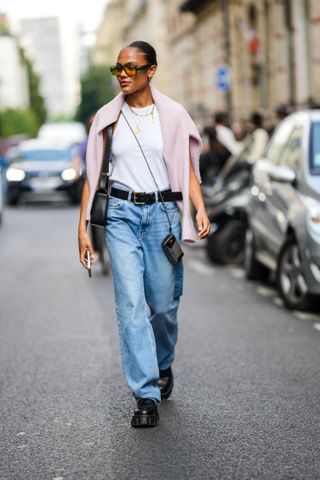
[1,201,320,480]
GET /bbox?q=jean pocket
[108,196,124,209]
[159,201,179,213]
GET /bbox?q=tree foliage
[0,109,39,137]
[76,65,115,124]
[0,46,47,139]
[19,47,47,127]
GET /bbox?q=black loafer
[131,398,159,428]
[158,367,174,399]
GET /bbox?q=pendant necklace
[128,103,155,134]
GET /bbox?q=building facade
[91,0,320,125]
[92,0,127,68]
[19,17,79,117]
[175,0,320,123]
[0,33,29,110]
[92,0,171,93]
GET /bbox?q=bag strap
[120,109,173,233]
[99,124,113,190]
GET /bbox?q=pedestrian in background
[268,103,289,136]
[243,111,269,163]
[200,125,231,185]
[78,41,210,428]
[213,111,242,157]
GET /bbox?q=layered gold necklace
[127,103,155,134]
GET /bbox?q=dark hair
[214,111,227,125]
[128,40,157,66]
[203,126,217,142]
[250,111,264,127]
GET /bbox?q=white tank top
[110,102,170,192]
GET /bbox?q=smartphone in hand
[86,249,92,278]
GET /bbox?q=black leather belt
[110,187,182,205]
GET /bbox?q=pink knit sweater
[85,85,202,243]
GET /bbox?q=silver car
[245,110,320,310]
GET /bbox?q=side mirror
[268,164,296,184]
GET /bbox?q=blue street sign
[215,65,231,92]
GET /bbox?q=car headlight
[61,168,76,181]
[307,209,320,242]
[6,168,26,182]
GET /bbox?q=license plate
[30,177,61,192]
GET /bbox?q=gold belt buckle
[133,192,145,205]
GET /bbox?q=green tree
[19,48,47,127]
[0,15,10,35]
[76,65,114,125]
[0,109,39,137]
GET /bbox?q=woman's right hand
[78,229,95,270]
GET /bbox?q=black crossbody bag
[90,124,113,227]
[121,110,184,265]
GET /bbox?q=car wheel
[244,227,269,281]
[277,237,313,311]
[206,219,246,265]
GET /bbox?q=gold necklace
[127,103,155,134]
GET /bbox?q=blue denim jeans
[105,183,183,404]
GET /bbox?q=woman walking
[78,41,210,428]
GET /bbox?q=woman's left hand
[196,209,211,239]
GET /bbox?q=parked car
[37,122,87,145]
[5,139,85,205]
[204,141,257,265]
[244,110,320,310]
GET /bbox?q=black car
[5,139,84,205]
[245,111,320,310]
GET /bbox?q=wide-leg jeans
[105,183,183,404]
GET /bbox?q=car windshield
[18,149,71,162]
[310,122,320,175]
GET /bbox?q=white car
[37,122,87,145]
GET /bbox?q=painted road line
[227,268,245,279]
[294,311,320,321]
[273,297,284,307]
[187,259,214,276]
[256,286,276,297]
[313,323,320,332]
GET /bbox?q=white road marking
[226,268,245,279]
[187,259,214,276]
[294,311,320,321]
[273,297,283,307]
[313,323,320,332]
[256,286,276,297]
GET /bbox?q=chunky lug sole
[131,412,159,428]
